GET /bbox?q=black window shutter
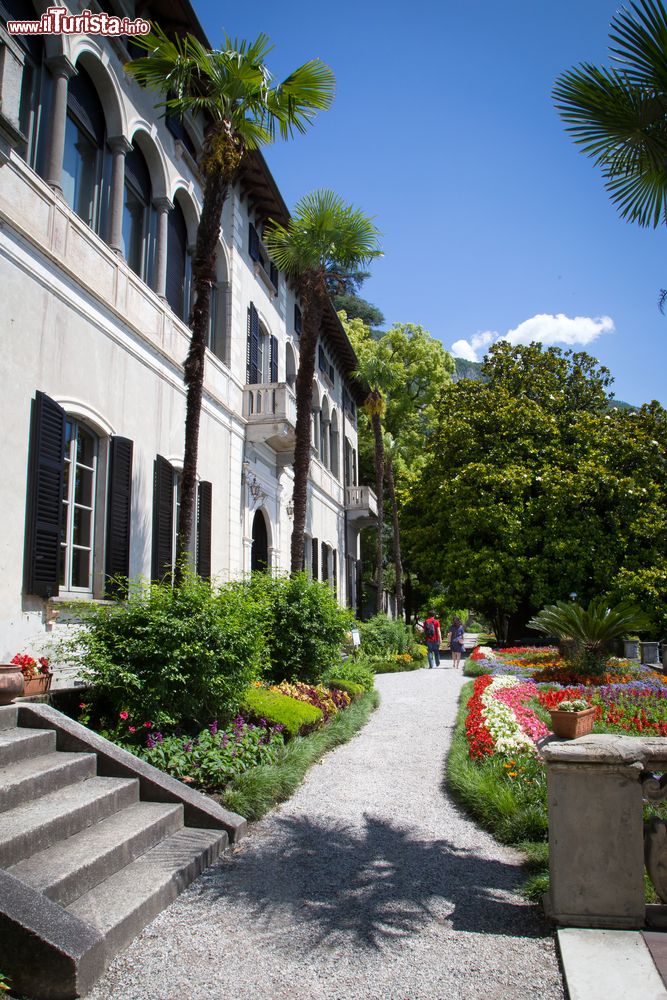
[196,480,212,580]
[329,363,335,386]
[249,222,260,262]
[166,201,187,318]
[25,391,66,598]
[269,335,278,383]
[312,538,318,580]
[105,436,133,596]
[333,550,337,592]
[270,261,279,290]
[152,455,173,581]
[319,346,327,373]
[247,303,260,384]
[294,304,302,336]
[321,542,328,582]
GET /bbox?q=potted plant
[549,698,596,739]
[623,635,640,660]
[10,654,52,696]
[0,663,24,705]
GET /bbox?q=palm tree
[264,190,382,575]
[528,598,649,675]
[126,28,335,584]
[553,0,667,230]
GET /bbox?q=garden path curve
[88,666,565,1000]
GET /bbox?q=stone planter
[0,664,25,705]
[549,706,596,739]
[623,639,640,660]
[22,672,53,697]
[640,641,661,665]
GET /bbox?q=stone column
[44,56,76,194]
[107,135,132,255]
[542,735,646,929]
[153,196,173,298]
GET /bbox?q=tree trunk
[290,274,328,575]
[370,404,385,614]
[385,453,404,618]
[175,166,228,586]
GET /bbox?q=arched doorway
[251,509,269,572]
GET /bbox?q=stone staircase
[0,703,245,999]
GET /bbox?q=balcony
[243,382,297,452]
[345,485,378,526]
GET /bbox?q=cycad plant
[528,598,650,675]
[264,190,382,575]
[127,28,335,583]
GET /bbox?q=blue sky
[195,0,667,407]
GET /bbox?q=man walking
[422,610,442,669]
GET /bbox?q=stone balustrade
[542,734,667,930]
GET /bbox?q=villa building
[0,0,378,679]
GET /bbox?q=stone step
[67,827,226,959]
[0,727,55,767]
[0,706,18,730]
[8,801,185,906]
[0,751,97,814]
[0,775,139,868]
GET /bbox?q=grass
[218,689,380,821]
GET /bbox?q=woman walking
[448,616,466,669]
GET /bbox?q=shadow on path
[202,813,548,952]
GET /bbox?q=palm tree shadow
[199,814,549,952]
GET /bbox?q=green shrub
[326,678,365,698]
[369,655,422,674]
[413,643,428,662]
[235,573,354,685]
[322,658,375,692]
[358,614,416,656]
[240,687,323,737]
[68,573,263,729]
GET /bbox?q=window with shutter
[294,304,302,336]
[333,550,337,594]
[269,261,279,291]
[166,200,188,319]
[321,542,329,583]
[196,481,212,580]
[312,537,319,580]
[249,222,260,262]
[105,436,133,596]
[318,346,327,373]
[24,391,66,599]
[246,303,260,384]
[269,335,278,383]
[152,455,174,581]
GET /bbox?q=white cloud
[450,330,495,362]
[503,313,614,347]
[450,313,614,362]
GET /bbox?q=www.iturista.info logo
[6,6,151,36]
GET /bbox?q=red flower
[119,711,129,721]
[143,721,152,728]
[128,726,136,733]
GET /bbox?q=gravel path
[89,666,565,1000]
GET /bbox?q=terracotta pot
[22,673,53,697]
[549,707,596,740]
[0,664,25,705]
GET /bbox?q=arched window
[166,198,191,319]
[60,417,99,593]
[62,64,110,235]
[320,397,330,468]
[251,509,269,572]
[4,1,53,174]
[311,382,320,454]
[285,342,297,389]
[122,141,156,283]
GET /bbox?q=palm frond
[264,189,382,279]
[609,0,667,90]
[528,598,650,650]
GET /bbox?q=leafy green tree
[403,342,667,641]
[553,0,667,229]
[264,190,382,574]
[127,29,335,581]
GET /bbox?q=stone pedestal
[543,735,647,929]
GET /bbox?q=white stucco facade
[0,2,376,678]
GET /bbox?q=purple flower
[154,732,164,743]
[209,720,218,736]
[146,735,156,749]
[183,741,193,752]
